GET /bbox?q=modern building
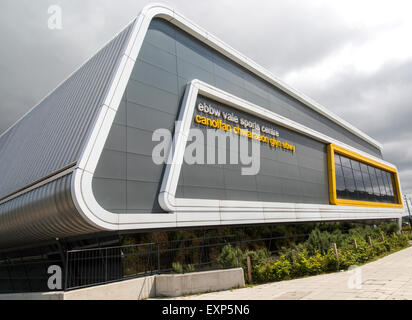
[0,4,403,254]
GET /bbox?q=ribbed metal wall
[0,174,100,248]
[0,21,134,200]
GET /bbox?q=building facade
[0,4,403,251]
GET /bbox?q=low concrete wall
[156,268,245,297]
[0,268,244,300]
[64,275,156,300]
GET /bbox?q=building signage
[194,101,296,153]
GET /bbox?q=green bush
[218,224,411,284]
[380,222,399,234]
[305,229,344,255]
[217,244,244,269]
[288,248,328,276]
[243,248,270,266]
[172,262,183,273]
[255,256,292,282]
[185,264,196,273]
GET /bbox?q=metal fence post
[157,244,161,274]
[64,250,69,290]
[105,248,108,283]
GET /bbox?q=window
[334,153,396,204]
[328,144,402,208]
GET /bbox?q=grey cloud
[181,0,372,75]
[295,59,412,142]
[0,0,148,134]
[0,0,368,134]
[292,59,412,194]
[398,168,412,196]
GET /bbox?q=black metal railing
[64,233,309,290]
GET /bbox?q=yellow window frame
[327,144,403,209]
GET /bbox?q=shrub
[380,222,399,234]
[214,223,411,286]
[185,264,195,273]
[270,256,292,281]
[291,249,328,276]
[218,224,411,285]
[254,256,291,282]
[217,244,244,269]
[243,248,270,266]
[172,262,183,273]
[254,261,274,283]
[324,248,339,271]
[305,229,344,255]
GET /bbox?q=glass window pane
[362,171,373,194]
[353,169,362,180]
[385,172,394,196]
[390,175,396,199]
[336,175,346,192]
[380,171,389,196]
[340,156,351,168]
[360,163,369,173]
[350,159,361,171]
[335,164,344,177]
[376,170,386,196]
[381,171,391,196]
[342,166,354,179]
[352,168,364,192]
[333,155,397,204]
[334,154,341,166]
[368,166,381,195]
[355,179,365,192]
[344,178,356,192]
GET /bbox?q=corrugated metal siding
[0,21,134,200]
[0,174,100,248]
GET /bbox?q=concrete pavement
[172,246,412,300]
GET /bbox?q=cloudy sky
[1,0,411,199]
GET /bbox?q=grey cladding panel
[94,149,126,180]
[127,180,163,212]
[130,60,179,95]
[92,177,127,211]
[175,95,330,205]
[126,80,179,114]
[126,102,176,132]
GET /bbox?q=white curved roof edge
[136,3,383,151]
